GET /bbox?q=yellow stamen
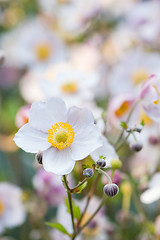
[115,101,131,118]
[0,200,4,215]
[61,81,78,94]
[132,69,149,85]
[154,99,159,105]
[139,110,153,125]
[35,43,51,61]
[153,85,160,105]
[48,122,75,150]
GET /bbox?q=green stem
[74,196,106,239]
[95,167,112,184]
[77,173,101,228]
[122,173,147,220]
[115,132,131,152]
[70,178,88,193]
[63,175,76,235]
[114,99,141,148]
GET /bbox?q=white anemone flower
[0,183,26,234]
[14,98,102,175]
[90,136,118,167]
[140,173,160,204]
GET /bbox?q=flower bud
[134,125,142,133]
[149,136,159,145]
[83,168,94,178]
[97,159,106,168]
[111,159,122,169]
[131,143,143,152]
[35,151,43,164]
[103,183,119,197]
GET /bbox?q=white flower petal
[71,126,103,160]
[43,147,75,175]
[90,136,118,167]
[140,187,160,204]
[67,106,94,134]
[29,97,67,132]
[14,123,50,153]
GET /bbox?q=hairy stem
[114,99,141,148]
[70,178,88,193]
[63,175,76,235]
[77,173,101,228]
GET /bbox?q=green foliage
[65,198,81,220]
[71,181,88,194]
[120,121,128,129]
[46,222,71,237]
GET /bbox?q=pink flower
[108,93,136,128]
[15,105,30,128]
[32,168,66,207]
[140,74,160,121]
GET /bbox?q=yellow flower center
[48,122,75,150]
[0,200,4,215]
[35,43,51,61]
[61,81,78,94]
[115,101,131,118]
[132,69,149,85]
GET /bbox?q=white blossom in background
[140,172,160,204]
[0,18,67,68]
[0,182,26,234]
[91,136,118,167]
[51,197,110,240]
[39,63,100,107]
[126,0,160,43]
[14,97,103,175]
[108,49,160,95]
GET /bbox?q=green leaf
[71,181,88,194]
[65,198,81,219]
[141,120,145,126]
[46,222,71,236]
[82,164,91,170]
[120,121,128,129]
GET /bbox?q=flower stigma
[48,122,75,150]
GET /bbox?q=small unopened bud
[83,168,94,178]
[134,125,142,133]
[35,151,43,164]
[149,136,159,145]
[103,183,119,197]
[111,159,122,169]
[0,50,5,66]
[126,128,132,133]
[97,159,106,168]
[131,143,143,152]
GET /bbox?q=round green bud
[111,159,122,169]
